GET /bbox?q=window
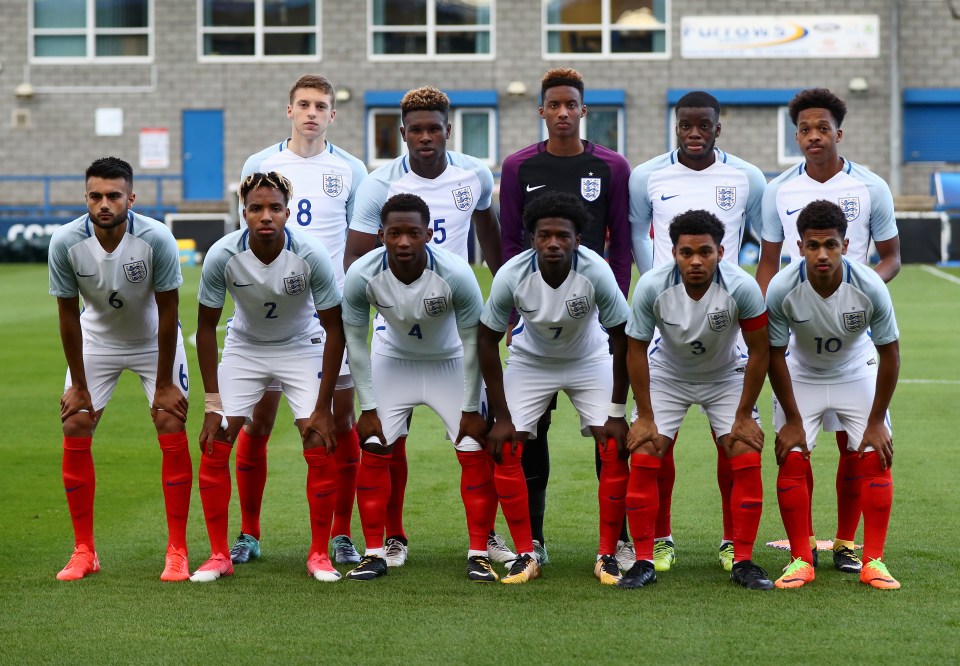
[543,0,668,59]
[31,0,152,62]
[369,0,494,60]
[777,106,804,165]
[539,90,626,154]
[199,0,321,61]
[903,90,960,163]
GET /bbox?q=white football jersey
[48,212,183,354]
[762,159,898,264]
[342,245,482,360]
[241,141,367,288]
[766,259,899,384]
[349,152,494,260]
[629,148,766,270]
[627,261,766,381]
[198,227,341,355]
[482,247,629,363]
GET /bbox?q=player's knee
[62,414,96,438]
[153,410,184,435]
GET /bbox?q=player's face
[532,217,580,266]
[288,87,336,141]
[676,107,720,163]
[798,228,848,277]
[673,234,724,288]
[379,211,433,268]
[795,108,842,166]
[243,186,290,243]
[540,86,585,141]
[85,176,134,230]
[401,110,450,168]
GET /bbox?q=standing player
[232,75,368,566]
[48,157,192,581]
[766,200,900,590]
[340,193,500,583]
[758,88,901,574]
[479,193,630,586]
[192,172,346,583]
[498,68,632,566]
[629,91,767,573]
[620,210,772,590]
[342,86,509,568]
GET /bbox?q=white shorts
[503,355,611,438]
[65,344,190,412]
[264,340,352,392]
[773,376,891,453]
[371,354,482,452]
[648,372,758,440]
[219,347,325,420]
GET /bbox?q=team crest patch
[843,310,867,332]
[452,186,473,211]
[707,309,732,332]
[323,174,343,197]
[565,296,590,319]
[424,296,448,317]
[716,186,736,211]
[580,178,601,202]
[284,274,306,295]
[123,260,147,283]
[838,197,860,221]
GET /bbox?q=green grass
[1,263,958,664]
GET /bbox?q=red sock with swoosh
[598,438,628,555]
[158,431,192,551]
[835,432,862,543]
[356,450,391,551]
[457,450,498,551]
[730,452,762,562]
[777,451,813,564]
[626,453,661,561]
[493,442,533,555]
[384,436,408,540]
[235,430,269,541]
[304,447,338,556]
[62,436,96,550]
[860,451,893,562]
[198,440,233,557]
[332,428,360,537]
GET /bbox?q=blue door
[182,110,224,200]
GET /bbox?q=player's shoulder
[242,140,286,175]
[503,143,542,168]
[845,259,888,292]
[445,151,493,181]
[575,245,614,274]
[128,212,175,245]
[717,150,766,179]
[206,228,245,257]
[636,260,676,291]
[498,248,537,280]
[632,151,675,177]
[346,246,387,280]
[585,141,630,169]
[287,226,331,258]
[843,159,891,190]
[328,142,366,170]
[717,261,762,295]
[49,215,90,250]
[766,261,805,299]
[429,244,472,273]
[768,163,803,189]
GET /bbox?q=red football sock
[356,450,392,550]
[716,437,734,542]
[626,453,661,561]
[304,447,338,556]
[597,438,628,555]
[332,428,360,537]
[806,460,815,540]
[384,436,408,540]
[729,452,763,562]
[62,436,95,550]
[198,440,233,557]
[777,451,813,564]
[834,431,862,542]
[456,450,498,551]
[158,431,192,551]
[235,430,269,540]
[493,442,533,554]
[859,451,893,562]
[654,445,675,538]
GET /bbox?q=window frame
[197,0,323,63]
[777,106,804,166]
[541,0,670,61]
[367,0,495,62]
[29,0,154,64]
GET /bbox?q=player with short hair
[766,200,900,590]
[629,90,768,573]
[480,192,630,585]
[621,210,772,590]
[231,75,368,567]
[48,156,192,581]
[343,86,510,568]
[758,88,901,574]
[192,171,346,583]
[340,193,500,582]
[498,67,633,567]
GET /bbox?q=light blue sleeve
[341,252,377,327]
[197,237,232,308]
[760,169,790,243]
[48,221,82,298]
[740,160,767,241]
[348,169,390,234]
[726,265,766,320]
[628,164,654,275]
[625,271,661,341]
[143,218,183,292]
[855,265,899,344]
[473,159,495,211]
[764,272,792,347]
[444,252,484,329]
[480,257,521,332]
[300,234,342,310]
[585,249,629,328]
[333,145,369,223]
[861,168,898,243]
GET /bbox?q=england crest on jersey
[284,274,306,295]
[838,197,860,221]
[565,296,590,319]
[452,186,473,212]
[707,309,732,332]
[424,296,447,317]
[580,178,601,202]
[716,186,736,211]
[323,174,343,197]
[123,260,147,283]
[843,310,867,332]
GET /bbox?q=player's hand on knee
[357,410,388,452]
[626,417,657,454]
[774,421,808,465]
[61,385,95,423]
[597,417,628,455]
[303,410,336,452]
[457,411,488,449]
[860,421,893,470]
[152,382,188,423]
[729,416,764,454]
[199,412,228,454]
[487,419,516,464]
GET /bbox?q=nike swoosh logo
[740,501,763,509]
[608,495,625,501]
[660,194,680,201]
[65,485,83,493]
[374,301,393,309]
[76,272,96,278]
[790,317,811,324]
[843,475,863,481]
[526,184,547,192]
[786,208,803,215]
[165,480,191,487]
[315,489,336,498]
[233,281,254,287]
[347,457,360,464]
[777,485,798,493]
[869,481,891,488]
[466,481,492,491]
[518,307,538,313]
[782,577,806,583]
[237,465,255,472]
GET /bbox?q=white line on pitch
[919,265,960,286]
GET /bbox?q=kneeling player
[622,210,772,590]
[193,171,346,583]
[479,193,630,585]
[341,193,499,582]
[767,200,900,590]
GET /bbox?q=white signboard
[95,108,123,136]
[681,15,880,59]
[139,127,169,169]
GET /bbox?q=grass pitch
[0,263,958,664]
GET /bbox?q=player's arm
[152,288,187,422]
[497,158,525,264]
[628,167,653,275]
[343,313,387,449]
[873,236,901,283]
[472,207,503,275]
[57,296,95,423]
[860,340,899,470]
[596,323,629,450]
[196,303,226,452]
[756,240,783,295]
[304,305,345,452]
[625,336,660,453]
[727,323,769,454]
[343,230,378,271]
[767,344,807,464]
[455,325,488,447]
[606,161,633,296]
[478,322,513,462]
